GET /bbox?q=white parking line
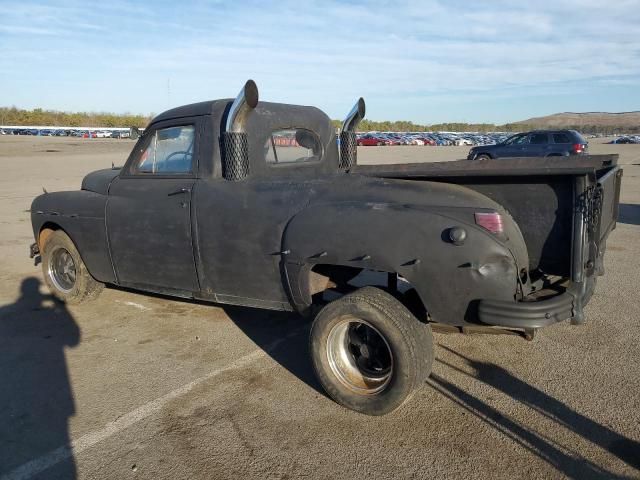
[116,300,152,311]
[1,331,300,480]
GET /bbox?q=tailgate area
[595,166,623,242]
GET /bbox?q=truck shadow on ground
[221,306,324,395]
[429,345,640,479]
[0,277,79,479]
[115,287,325,396]
[618,203,640,226]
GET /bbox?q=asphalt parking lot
[1,136,639,479]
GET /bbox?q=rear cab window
[265,128,322,165]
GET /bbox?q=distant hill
[515,112,640,129]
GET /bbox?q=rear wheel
[475,154,491,161]
[310,287,433,415]
[41,230,103,304]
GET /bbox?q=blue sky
[1,0,639,123]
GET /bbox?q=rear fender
[282,201,522,325]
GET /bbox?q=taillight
[474,212,503,234]
[572,143,585,154]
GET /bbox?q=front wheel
[475,153,491,161]
[310,287,433,415]
[41,230,104,304]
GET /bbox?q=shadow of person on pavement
[0,277,80,480]
[430,345,639,479]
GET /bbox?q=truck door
[106,119,201,294]
[194,124,332,308]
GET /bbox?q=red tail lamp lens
[573,143,584,153]
[474,212,503,234]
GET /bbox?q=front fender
[282,201,525,326]
[31,191,115,283]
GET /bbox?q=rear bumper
[478,292,575,329]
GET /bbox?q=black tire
[310,286,433,415]
[475,154,491,161]
[41,230,103,304]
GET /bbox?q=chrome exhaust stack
[222,80,259,180]
[226,79,259,133]
[339,97,365,169]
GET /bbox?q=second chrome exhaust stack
[339,97,365,169]
[222,80,259,180]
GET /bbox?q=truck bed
[353,155,622,278]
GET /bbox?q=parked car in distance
[419,136,436,146]
[468,130,588,160]
[609,136,639,144]
[357,134,387,146]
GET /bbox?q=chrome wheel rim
[326,316,393,395]
[48,247,76,292]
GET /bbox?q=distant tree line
[0,106,151,128]
[2,106,637,134]
[331,118,639,134]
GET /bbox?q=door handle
[168,187,191,196]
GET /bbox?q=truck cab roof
[145,98,340,179]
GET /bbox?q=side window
[132,125,195,174]
[136,139,156,173]
[552,133,570,143]
[265,128,322,164]
[505,134,525,145]
[529,133,548,145]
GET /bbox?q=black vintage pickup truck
[30,81,622,415]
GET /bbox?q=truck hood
[81,168,121,195]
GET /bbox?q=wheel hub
[48,247,77,293]
[326,316,393,395]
